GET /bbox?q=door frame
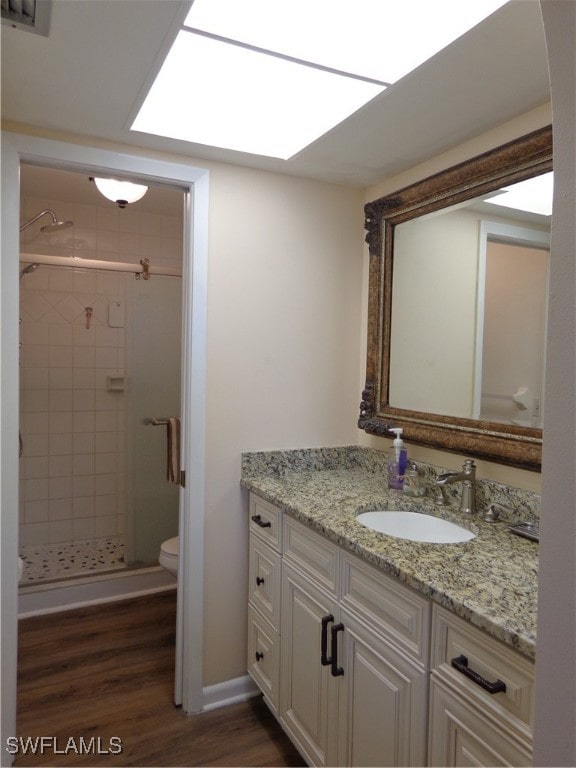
[1,132,209,750]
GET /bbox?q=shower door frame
[1,133,209,740]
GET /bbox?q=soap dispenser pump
[387,428,407,491]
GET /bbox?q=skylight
[132,0,509,159]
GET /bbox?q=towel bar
[145,417,169,426]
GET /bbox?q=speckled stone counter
[241,446,539,660]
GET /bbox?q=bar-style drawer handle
[451,654,506,694]
[251,514,271,528]
[321,614,334,666]
[330,623,345,677]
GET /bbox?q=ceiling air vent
[1,0,51,36]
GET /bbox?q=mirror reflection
[389,175,551,428]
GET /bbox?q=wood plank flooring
[15,591,305,767]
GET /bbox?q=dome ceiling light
[90,176,148,208]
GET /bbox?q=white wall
[534,1,576,764]
[203,163,364,683]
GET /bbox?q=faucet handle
[463,459,476,473]
[435,486,450,506]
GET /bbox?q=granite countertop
[241,446,539,660]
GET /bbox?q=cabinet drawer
[283,516,339,597]
[431,605,535,728]
[247,605,280,712]
[249,494,282,551]
[248,535,281,630]
[341,551,430,667]
[428,674,532,767]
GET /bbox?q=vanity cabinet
[247,495,282,712]
[248,493,430,767]
[246,493,535,767]
[428,605,534,767]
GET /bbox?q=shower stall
[18,172,184,590]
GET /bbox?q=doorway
[18,164,184,585]
[1,133,209,745]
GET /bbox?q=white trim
[0,132,209,746]
[18,567,176,618]
[202,675,260,712]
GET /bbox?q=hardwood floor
[15,591,305,767]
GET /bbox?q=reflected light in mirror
[486,172,554,216]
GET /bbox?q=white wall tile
[49,389,73,411]
[20,523,49,546]
[73,496,95,518]
[73,389,95,411]
[49,323,73,346]
[49,433,72,455]
[72,432,95,454]
[49,411,73,434]
[23,434,49,457]
[49,454,72,477]
[72,518,95,541]
[22,456,49,479]
[72,476,94,497]
[48,476,72,500]
[49,498,72,521]
[48,520,73,543]
[24,389,49,412]
[24,500,49,524]
[72,453,95,476]
[94,515,117,538]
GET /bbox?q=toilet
[159,536,179,578]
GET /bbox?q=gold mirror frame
[360,126,552,471]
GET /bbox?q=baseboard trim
[202,674,260,712]
[18,566,176,617]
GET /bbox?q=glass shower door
[124,274,182,566]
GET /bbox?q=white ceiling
[1,0,550,194]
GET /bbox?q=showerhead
[19,263,40,279]
[40,219,74,233]
[20,209,74,233]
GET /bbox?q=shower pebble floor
[19,537,126,584]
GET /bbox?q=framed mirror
[360,126,552,471]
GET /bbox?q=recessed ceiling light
[132,0,509,159]
[183,0,509,84]
[132,30,384,159]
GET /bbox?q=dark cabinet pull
[451,654,506,694]
[330,623,345,677]
[321,614,334,666]
[251,514,271,528]
[255,651,264,661]
[256,576,265,585]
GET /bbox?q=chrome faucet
[435,459,477,515]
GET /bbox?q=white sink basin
[356,510,475,544]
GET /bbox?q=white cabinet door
[280,562,339,767]
[337,610,428,767]
[428,674,532,767]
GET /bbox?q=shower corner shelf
[106,375,125,392]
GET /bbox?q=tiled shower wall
[19,193,182,550]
